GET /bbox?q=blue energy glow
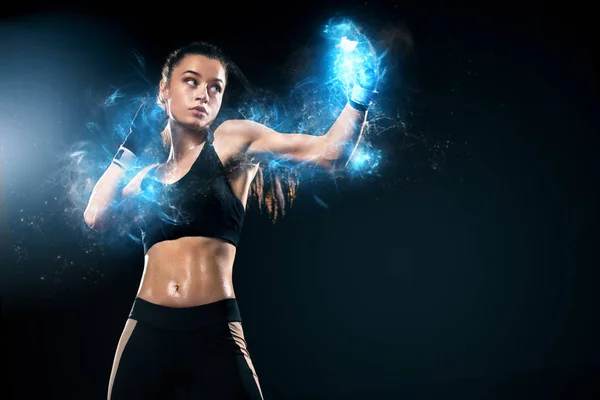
[55,17,397,249]
[323,17,386,92]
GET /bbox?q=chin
[176,116,212,131]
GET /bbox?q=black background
[1,0,598,398]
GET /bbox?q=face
[160,54,226,131]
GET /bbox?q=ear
[159,80,170,103]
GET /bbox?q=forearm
[322,103,368,167]
[83,102,156,230]
[83,163,129,231]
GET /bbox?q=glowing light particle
[339,36,358,52]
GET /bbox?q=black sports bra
[136,135,245,254]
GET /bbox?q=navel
[167,281,182,297]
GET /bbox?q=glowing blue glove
[324,19,380,111]
[339,36,379,111]
[112,102,167,170]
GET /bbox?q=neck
[166,122,208,165]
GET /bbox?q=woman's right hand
[121,102,168,157]
[113,102,168,170]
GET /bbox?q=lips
[191,106,207,116]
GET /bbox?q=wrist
[349,84,376,110]
[112,146,138,170]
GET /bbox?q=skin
[121,54,366,308]
[108,54,367,398]
[124,55,254,307]
[131,55,245,307]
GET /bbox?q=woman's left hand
[337,32,380,109]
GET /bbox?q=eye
[185,78,197,87]
[210,85,222,93]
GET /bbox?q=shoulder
[213,119,278,154]
[121,163,160,198]
[213,119,264,161]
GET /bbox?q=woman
[84,41,375,399]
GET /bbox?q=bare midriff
[136,236,237,308]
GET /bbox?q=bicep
[228,120,332,168]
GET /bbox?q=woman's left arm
[222,103,367,170]
[224,26,382,171]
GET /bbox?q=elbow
[316,139,343,171]
[83,208,110,232]
[83,211,99,231]
[316,149,351,172]
[83,210,94,229]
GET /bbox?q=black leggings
[108,297,263,399]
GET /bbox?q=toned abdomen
[137,236,237,308]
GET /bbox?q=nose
[195,84,209,103]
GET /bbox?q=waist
[129,296,242,330]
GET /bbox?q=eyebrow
[182,70,224,84]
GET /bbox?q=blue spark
[127,233,142,244]
[313,194,329,209]
[348,145,382,175]
[104,89,124,107]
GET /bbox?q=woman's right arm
[84,102,167,232]
[84,162,158,232]
[83,163,130,232]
